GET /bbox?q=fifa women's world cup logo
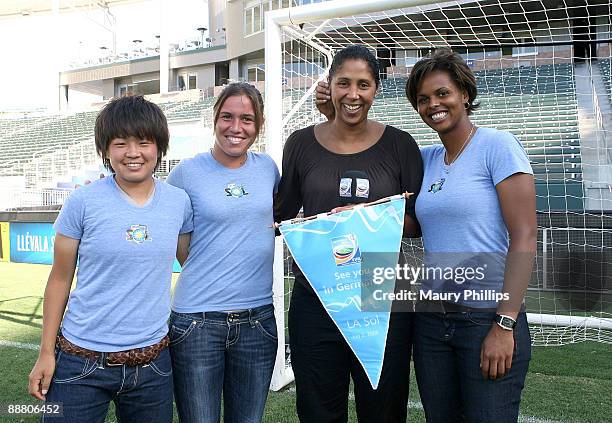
[331,234,362,267]
[126,225,152,244]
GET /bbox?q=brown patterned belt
[56,335,170,367]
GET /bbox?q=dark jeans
[43,347,173,422]
[169,304,277,423]
[413,311,531,423]
[289,282,413,423]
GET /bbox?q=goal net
[265,0,612,390]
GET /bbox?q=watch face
[498,316,516,328]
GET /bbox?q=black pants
[288,282,413,423]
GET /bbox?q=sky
[0,0,209,110]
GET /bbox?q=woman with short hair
[28,95,193,422]
[406,49,537,423]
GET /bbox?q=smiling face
[107,136,158,187]
[330,58,377,126]
[213,94,258,167]
[416,70,470,136]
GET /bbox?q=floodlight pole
[159,0,170,94]
[51,0,61,111]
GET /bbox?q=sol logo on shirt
[428,178,445,193]
[225,183,249,198]
[126,224,152,244]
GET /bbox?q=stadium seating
[0,111,98,173]
[599,58,611,103]
[0,96,217,175]
[0,63,586,211]
[371,63,584,210]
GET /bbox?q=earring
[464,102,470,109]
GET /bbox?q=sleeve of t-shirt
[419,145,435,166]
[263,153,281,195]
[487,132,534,186]
[274,130,304,222]
[273,160,281,195]
[53,190,85,240]
[395,129,424,222]
[180,193,194,234]
[166,161,185,190]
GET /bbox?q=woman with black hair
[28,96,193,422]
[405,49,536,422]
[275,45,423,422]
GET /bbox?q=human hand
[28,353,56,400]
[315,81,335,121]
[330,205,356,214]
[480,324,514,380]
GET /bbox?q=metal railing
[0,188,72,211]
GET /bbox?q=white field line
[0,340,39,350]
[286,387,568,423]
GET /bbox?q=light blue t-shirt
[54,177,193,351]
[166,151,280,312]
[415,127,533,307]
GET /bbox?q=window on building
[245,7,254,35]
[253,5,262,33]
[178,73,197,91]
[245,0,304,35]
[119,84,137,96]
[247,64,265,82]
[263,1,271,18]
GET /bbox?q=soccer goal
[265,0,612,390]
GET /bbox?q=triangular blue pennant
[280,195,405,389]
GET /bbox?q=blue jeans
[413,311,531,423]
[43,347,173,422]
[169,304,278,423]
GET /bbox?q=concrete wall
[225,0,265,60]
[0,212,58,223]
[102,79,115,100]
[60,46,227,87]
[196,65,216,89]
[60,57,161,86]
[170,46,227,68]
[208,0,227,48]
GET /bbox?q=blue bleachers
[1,63,586,211]
[372,63,584,210]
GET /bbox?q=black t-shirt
[274,124,423,291]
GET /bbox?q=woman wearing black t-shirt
[274,45,423,422]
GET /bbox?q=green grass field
[1,262,611,422]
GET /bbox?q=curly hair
[329,45,380,89]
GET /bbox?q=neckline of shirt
[203,150,253,171]
[310,124,390,157]
[441,126,481,170]
[110,176,160,210]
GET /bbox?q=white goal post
[265,0,612,391]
